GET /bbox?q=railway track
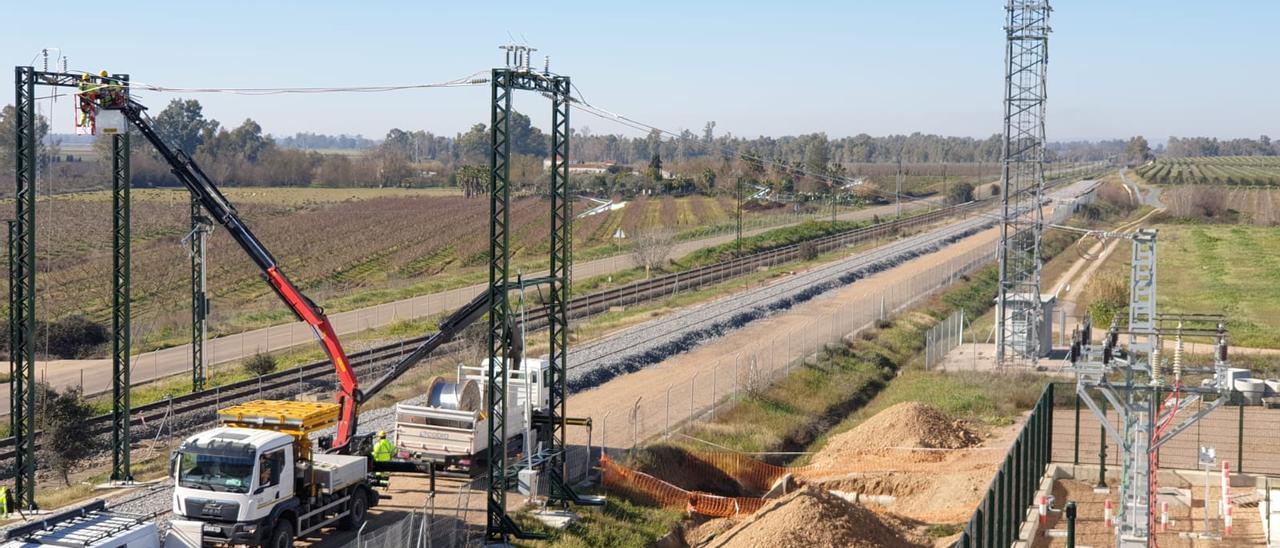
[0,195,1019,463]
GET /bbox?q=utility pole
[735,176,744,254]
[188,199,212,392]
[895,151,904,218]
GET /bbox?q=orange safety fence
[601,456,768,518]
[688,450,811,492]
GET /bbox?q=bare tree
[631,229,676,276]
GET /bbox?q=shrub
[45,315,109,359]
[798,240,818,261]
[945,182,975,205]
[38,386,98,486]
[0,315,110,359]
[243,352,277,377]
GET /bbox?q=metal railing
[956,383,1054,547]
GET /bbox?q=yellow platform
[218,399,340,432]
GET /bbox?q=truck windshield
[177,450,254,494]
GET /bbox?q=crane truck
[80,74,506,547]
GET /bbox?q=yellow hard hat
[99,70,109,78]
[81,73,91,81]
[377,430,386,438]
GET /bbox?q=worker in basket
[98,70,125,108]
[0,484,9,519]
[371,430,396,462]
[76,73,97,128]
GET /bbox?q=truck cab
[172,427,297,545]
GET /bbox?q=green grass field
[1158,223,1280,348]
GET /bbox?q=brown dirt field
[703,485,927,548]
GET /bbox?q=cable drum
[427,377,481,412]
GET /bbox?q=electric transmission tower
[995,0,1051,366]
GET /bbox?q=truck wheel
[269,520,294,548]
[338,490,369,531]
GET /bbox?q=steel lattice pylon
[487,67,515,541]
[110,130,133,482]
[190,197,212,392]
[544,75,573,504]
[996,0,1052,366]
[487,61,596,542]
[11,66,38,510]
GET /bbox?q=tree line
[1163,135,1278,158]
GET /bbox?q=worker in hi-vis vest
[372,431,396,462]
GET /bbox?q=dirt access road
[9,199,928,416]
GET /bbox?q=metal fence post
[993,466,1003,542]
[601,411,610,460]
[985,493,996,548]
[712,364,718,419]
[1073,390,1081,465]
[1065,501,1077,548]
[1237,400,1245,473]
[1098,395,1108,488]
[973,505,984,548]
[665,384,672,437]
[690,372,698,426]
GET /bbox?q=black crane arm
[107,99,363,453]
[360,288,524,401]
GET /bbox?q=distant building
[542,160,624,175]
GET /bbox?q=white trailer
[395,359,549,471]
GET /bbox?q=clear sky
[3,1,1275,142]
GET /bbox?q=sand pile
[810,402,979,468]
[703,485,922,548]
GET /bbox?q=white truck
[167,401,378,548]
[394,359,550,472]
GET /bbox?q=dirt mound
[810,402,979,468]
[823,471,993,523]
[705,485,922,548]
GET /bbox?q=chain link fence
[924,308,966,370]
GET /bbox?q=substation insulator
[1150,339,1162,385]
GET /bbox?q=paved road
[5,199,931,414]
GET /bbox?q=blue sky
[3,1,1275,142]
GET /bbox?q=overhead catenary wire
[120,70,491,96]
